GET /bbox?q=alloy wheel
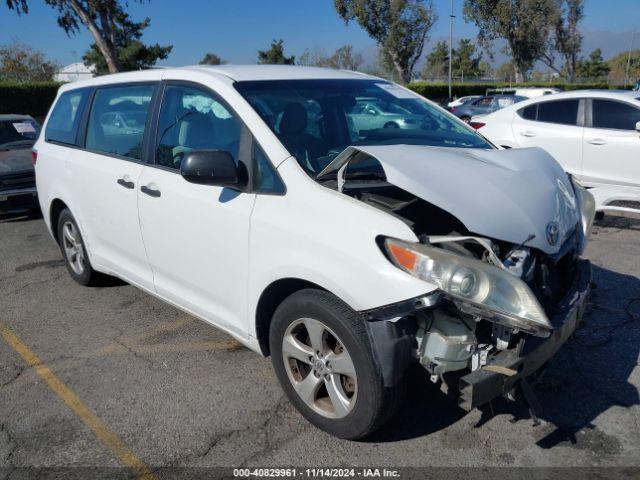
[282,318,357,419]
[61,220,85,276]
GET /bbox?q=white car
[35,66,594,439]
[477,90,640,214]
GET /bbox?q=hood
[322,145,580,255]
[0,149,33,175]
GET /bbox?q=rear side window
[45,90,88,145]
[536,100,579,126]
[592,100,640,130]
[519,104,538,120]
[86,84,154,160]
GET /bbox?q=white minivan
[35,66,594,439]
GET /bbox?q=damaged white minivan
[35,66,595,439]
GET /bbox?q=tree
[258,39,295,65]
[421,40,448,79]
[608,49,640,85]
[576,49,610,82]
[299,45,363,70]
[199,53,225,66]
[463,0,558,82]
[495,60,516,83]
[541,0,584,81]
[82,16,171,74]
[452,38,485,79]
[5,0,170,74]
[333,0,437,85]
[0,41,60,81]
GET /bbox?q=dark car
[0,115,41,214]
[451,95,527,122]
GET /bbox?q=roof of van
[58,65,378,91]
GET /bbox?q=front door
[137,83,255,335]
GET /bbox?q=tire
[56,208,100,286]
[461,116,471,123]
[269,289,405,439]
[383,122,399,129]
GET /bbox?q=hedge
[407,81,626,102]
[0,82,62,118]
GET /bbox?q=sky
[0,0,637,68]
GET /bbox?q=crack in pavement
[165,394,302,468]
[0,366,25,389]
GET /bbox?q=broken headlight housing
[383,238,552,337]
[571,178,596,254]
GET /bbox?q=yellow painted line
[0,323,156,480]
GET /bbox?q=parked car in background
[346,97,425,131]
[451,94,527,122]
[447,95,482,109]
[0,115,40,215]
[487,87,561,98]
[477,90,640,214]
[36,66,594,439]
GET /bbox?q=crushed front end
[324,145,597,411]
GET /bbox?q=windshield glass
[0,118,41,149]
[235,79,492,176]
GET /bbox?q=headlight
[383,238,552,337]
[572,179,596,254]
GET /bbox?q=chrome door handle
[587,138,606,146]
[141,185,161,198]
[519,131,537,138]
[117,178,135,189]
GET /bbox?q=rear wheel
[461,116,471,123]
[383,121,399,129]
[57,209,100,286]
[269,289,405,439]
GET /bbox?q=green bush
[0,82,62,118]
[407,82,626,102]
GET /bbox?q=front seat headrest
[280,102,308,135]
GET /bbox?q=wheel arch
[255,277,327,356]
[49,198,69,243]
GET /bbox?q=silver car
[452,95,527,122]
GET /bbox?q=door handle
[519,131,537,138]
[141,185,161,198]
[117,178,135,189]
[587,138,606,146]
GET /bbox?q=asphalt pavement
[0,211,639,478]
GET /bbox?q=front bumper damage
[458,259,591,411]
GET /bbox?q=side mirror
[180,150,243,188]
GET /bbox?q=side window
[592,100,640,130]
[253,143,285,194]
[155,84,241,170]
[45,90,88,145]
[519,104,538,120]
[86,84,154,160]
[536,99,580,126]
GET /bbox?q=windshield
[235,79,492,176]
[0,118,41,150]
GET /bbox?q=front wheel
[269,289,405,439]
